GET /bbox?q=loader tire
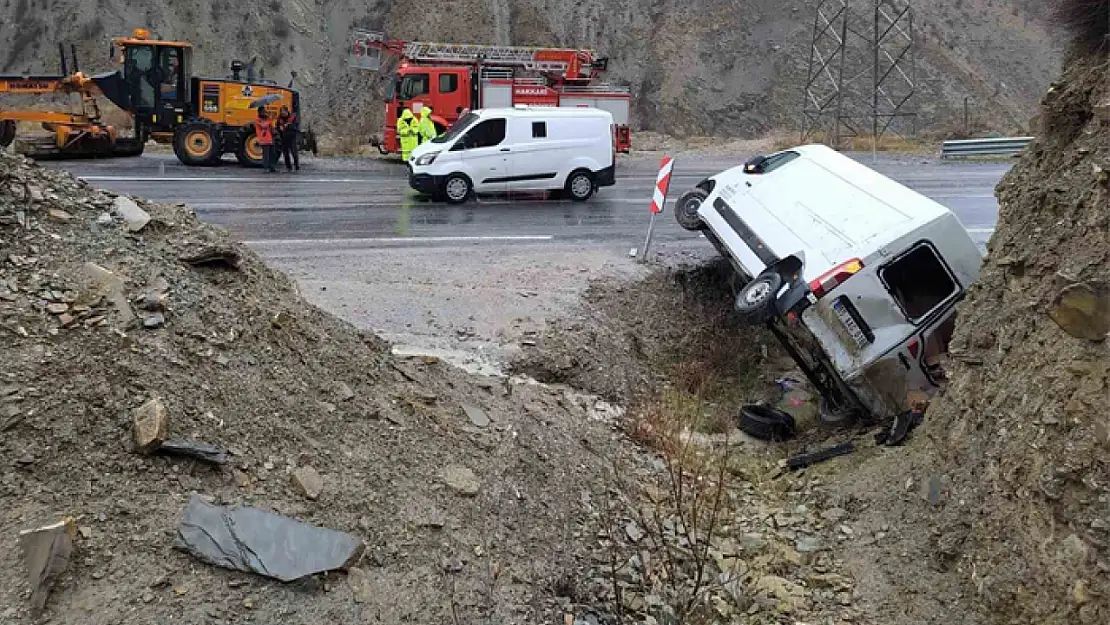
[174,119,221,166]
[236,127,265,168]
[0,120,15,148]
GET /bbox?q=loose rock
[1048,282,1109,342]
[113,196,151,232]
[441,465,481,497]
[462,403,490,428]
[132,398,169,454]
[292,466,324,500]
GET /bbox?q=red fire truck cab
[366,41,632,156]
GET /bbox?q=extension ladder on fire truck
[401,41,595,74]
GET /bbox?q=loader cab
[110,31,193,131]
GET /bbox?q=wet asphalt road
[51,152,1009,251]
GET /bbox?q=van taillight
[907,337,920,358]
[809,259,864,298]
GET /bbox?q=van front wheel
[735,272,782,323]
[442,174,472,204]
[566,170,595,201]
[675,188,708,231]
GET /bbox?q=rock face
[0,1,1057,141]
[918,41,1110,625]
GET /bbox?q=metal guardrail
[940,137,1033,159]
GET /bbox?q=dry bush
[1053,0,1110,53]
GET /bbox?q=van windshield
[433,113,477,144]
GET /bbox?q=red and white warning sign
[650,155,675,214]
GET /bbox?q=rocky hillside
[1,0,1059,142]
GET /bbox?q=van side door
[452,117,509,195]
[504,118,562,191]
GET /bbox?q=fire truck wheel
[442,173,472,204]
[675,188,708,231]
[565,170,595,201]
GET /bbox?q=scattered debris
[113,196,151,232]
[179,245,242,270]
[441,465,481,497]
[173,495,364,582]
[155,440,230,465]
[461,403,490,428]
[20,517,76,612]
[292,466,324,500]
[132,398,169,454]
[786,442,855,471]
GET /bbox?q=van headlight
[414,151,440,166]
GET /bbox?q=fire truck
[356,37,632,156]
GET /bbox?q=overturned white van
[678,144,983,423]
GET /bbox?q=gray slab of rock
[441,465,481,497]
[20,518,74,612]
[113,196,151,232]
[461,404,490,428]
[173,495,363,582]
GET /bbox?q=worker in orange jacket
[255,108,277,172]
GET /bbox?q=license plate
[832,299,869,349]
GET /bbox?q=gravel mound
[0,152,630,624]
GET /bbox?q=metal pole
[834,5,849,148]
[964,96,970,136]
[639,212,658,263]
[872,0,880,162]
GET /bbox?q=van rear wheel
[566,170,595,201]
[735,272,782,323]
[675,188,708,231]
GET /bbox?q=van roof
[711,144,968,281]
[473,106,613,120]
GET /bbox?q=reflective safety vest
[256,119,274,145]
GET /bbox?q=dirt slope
[909,45,1109,623]
[0,0,1059,142]
[0,151,641,624]
[822,25,1110,625]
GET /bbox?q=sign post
[638,155,675,263]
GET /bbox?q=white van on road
[408,106,617,204]
[678,144,983,424]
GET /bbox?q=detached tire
[173,119,221,166]
[442,173,472,204]
[735,272,783,323]
[565,169,595,201]
[675,188,708,231]
[738,405,797,441]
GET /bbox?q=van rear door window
[880,243,959,322]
